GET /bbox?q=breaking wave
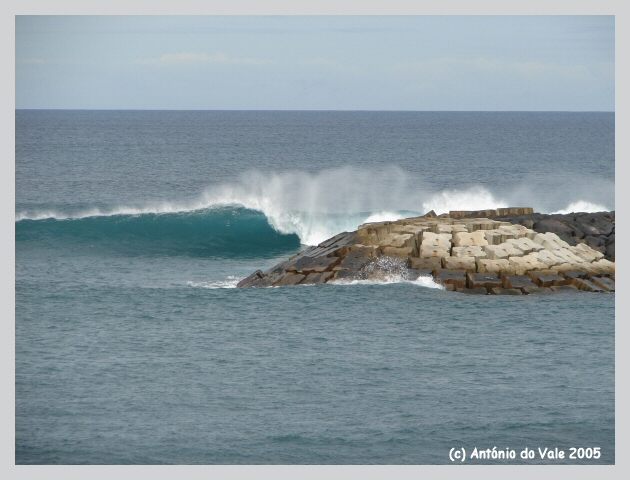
[16,167,613,253]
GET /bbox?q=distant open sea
[16,110,614,464]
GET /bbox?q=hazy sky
[16,15,614,110]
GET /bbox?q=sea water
[15,110,615,464]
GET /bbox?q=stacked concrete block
[452,245,486,259]
[452,231,488,247]
[532,232,570,250]
[420,231,452,258]
[442,256,476,271]
[506,237,544,255]
[483,244,509,260]
[571,243,605,263]
[409,256,443,271]
[477,258,509,274]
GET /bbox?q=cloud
[141,52,271,66]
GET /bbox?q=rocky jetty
[237,208,615,294]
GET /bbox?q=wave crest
[17,167,613,248]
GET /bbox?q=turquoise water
[15,111,615,464]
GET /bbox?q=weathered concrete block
[521,286,553,295]
[457,287,488,294]
[535,249,564,267]
[570,278,605,292]
[496,207,534,216]
[434,270,467,289]
[528,272,566,287]
[477,258,510,274]
[289,255,340,273]
[453,231,489,247]
[467,272,502,289]
[571,243,605,262]
[420,244,450,258]
[274,273,306,286]
[467,219,502,231]
[550,262,588,274]
[451,224,469,233]
[498,224,531,239]
[334,247,376,272]
[590,258,615,275]
[483,244,509,260]
[502,275,537,289]
[302,271,334,284]
[489,287,523,295]
[409,256,442,271]
[550,285,579,293]
[381,245,416,257]
[532,232,570,250]
[236,270,265,288]
[507,255,545,275]
[506,237,544,254]
[551,248,585,265]
[452,245,487,259]
[483,230,504,245]
[561,270,589,281]
[442,256,476,271]
[421,231,452,247]
[590,276,615,292]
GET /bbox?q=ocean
[15,110,615,464]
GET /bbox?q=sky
[15,15,614,111]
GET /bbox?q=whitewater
[16,167,611,246]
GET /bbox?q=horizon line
[15,108,615,113]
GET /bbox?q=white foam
[331,275,443,289]
[186,277,239,289]
[421,187,508,214]
[551,200,609,214]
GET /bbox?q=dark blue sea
[15,110,615,464]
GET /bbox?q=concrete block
[442,256,476,271]
[489,287,523,295]
[506,237,544,254]
[409,257,442,271]
[550,285,579,293]
[483,230,504,245]
[419,244,450,258]
[590,276,615,292]
[453,230,489,247]
[274,273,306,286]
[590,259,615,275]
[381,245,416,257]
[521,286,554,295]
[290,255,340,273]
[435,270,467,289]
[457,287,488,294]
[467,272,502,289]
[532,232,570,250]
[571,243,605,262]
[502,275,537,289]
[477,258,510,274]
[528,272,566,287]
[302,271,334,284]
[452,245,487,258]
[570,278,605,292]
[561,270,589,281]
[483,245,509,260]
